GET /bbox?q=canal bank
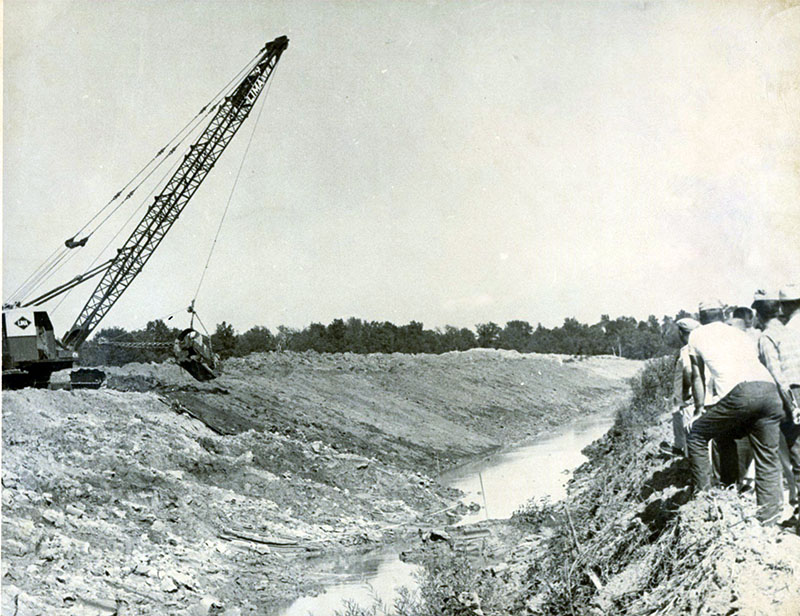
[402,358,800,616]
[278,409,618,615]
[1,351,642,615]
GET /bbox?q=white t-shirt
[687,321,773,404]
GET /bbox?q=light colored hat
[698,299,723,312]
[752,289,780,306]
[779,284,800,301]
[676,317,701,334]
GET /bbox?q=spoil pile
[2,350,639,615]
[105,350,639,473]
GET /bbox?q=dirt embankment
[103,350,639,473]
[507,419,800,615]
[407,360,800,616]
[1,350,639,615]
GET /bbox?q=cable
[6,245,67,304]
[192,310,211,337]
[71,49,263,240]
[9,49,263,305]
[191,62,279,309]
[15,249,72,302]
[82,110,214,239]
[51,152,188,315]
[97,340,173,348]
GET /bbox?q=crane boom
[62,35,288,350]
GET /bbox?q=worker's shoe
[757,503,783,527]
[778,507,800,534]
[737,478,755,494]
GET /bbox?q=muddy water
[443,411,614,525]
[277,411,614,616]
[276,549,417,615]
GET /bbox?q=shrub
[613,355,676,434]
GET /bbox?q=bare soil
[1,350,639,615]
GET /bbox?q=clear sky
[3,0,800,337]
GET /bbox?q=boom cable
[32,109,210,313]
[50,151,189,315]
[5,249,57,304]
[191,62,280,315]
[71,49,263,241]
[5,49,263,307]
[6,248,68,306]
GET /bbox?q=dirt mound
[578,421,800,616]
[574,421,800,616]
[1,388,457,615]
[2,351,639,614]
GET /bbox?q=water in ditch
[277,411,614,616]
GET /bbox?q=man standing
[780,283,800,437]
[686,299,784,524]
[757,286,800,521]
[670,317,701,456]
[753,290,799,506]
[781,284,800,332]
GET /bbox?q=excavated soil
[1,350,639,615]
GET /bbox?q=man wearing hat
[781,284,800,331]
[727,306,760,346]
[687,299,784,524]
[669,317,701,456]
[758,286,800,518]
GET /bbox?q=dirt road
[1,350,639,614]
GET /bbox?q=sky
[3,0,800,338]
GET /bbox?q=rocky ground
[1,350,639,615]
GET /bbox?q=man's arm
[690,354,705,416]
[758,335,793,410]
[672,353,685,406]
[682,359,693,406]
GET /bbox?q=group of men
[671,284,800,526]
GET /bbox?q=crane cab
[2,308,76,388]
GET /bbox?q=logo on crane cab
[14,316,31,330]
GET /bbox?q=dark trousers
[687,381,784,523]
[782,420,800,500]
[710,436,754,486]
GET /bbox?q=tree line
[80,312,691,366]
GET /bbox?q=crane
[2,35,289,389]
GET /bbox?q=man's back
[688,321,773,403]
